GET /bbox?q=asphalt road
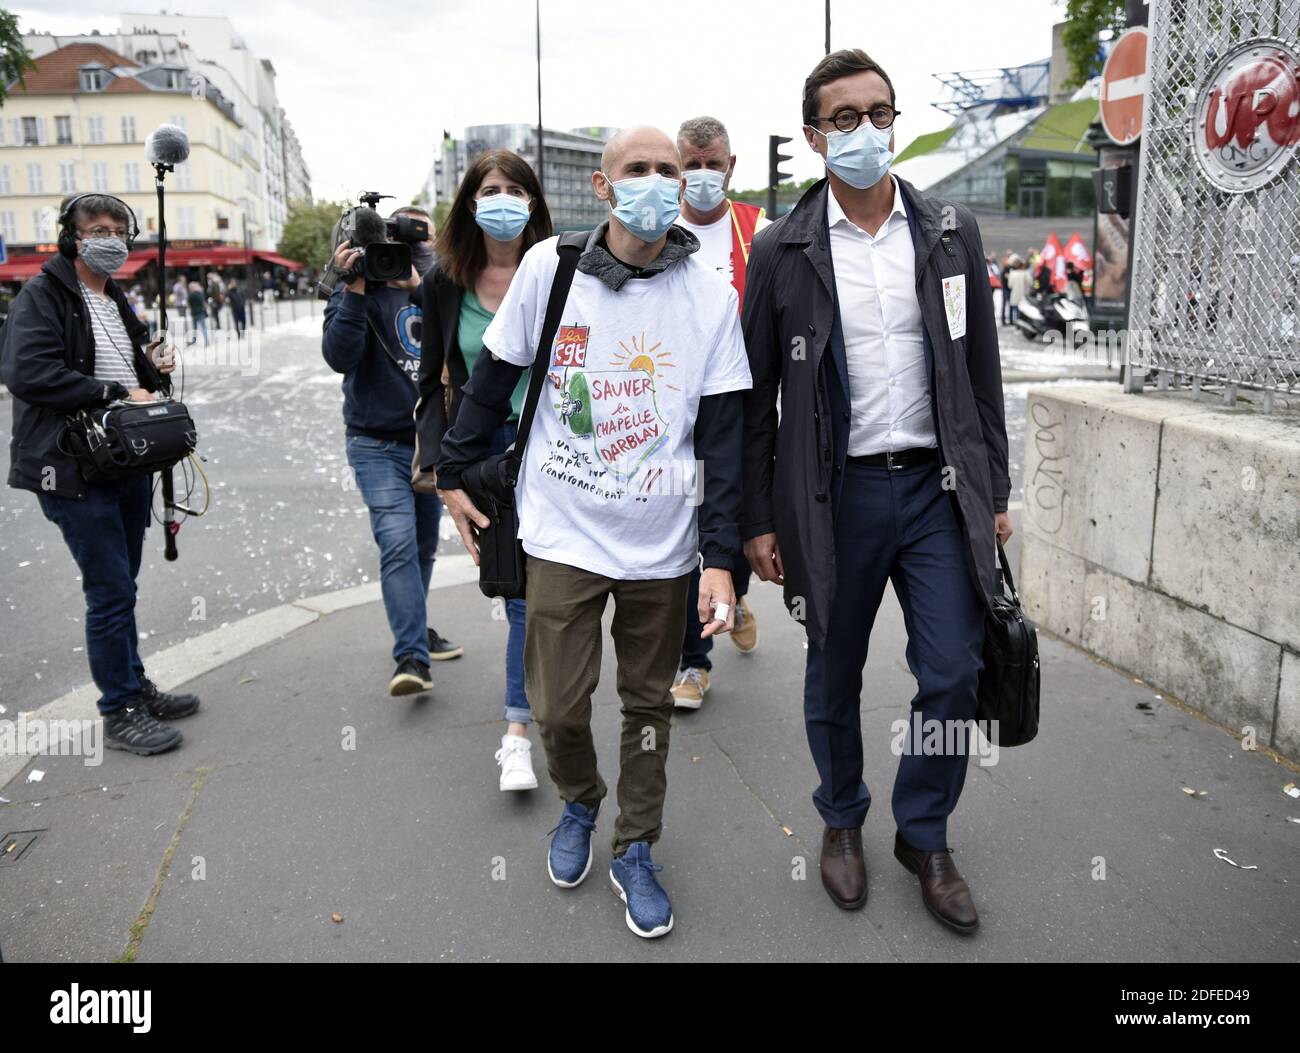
[0,314,1108,714]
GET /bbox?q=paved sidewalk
[2,535,1298,962]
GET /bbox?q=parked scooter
[1014,290,1089,342]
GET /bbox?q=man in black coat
[741,51,1011,932]
[1,193,202,756]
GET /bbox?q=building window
[55,116,73,145]
[175,162,193,191]
[79,68,107,92]
[170,115,188,132]
[26,163,43,194]
[121,115,136,143]
[33,208,53,242]
[92,162,109,192]
[178,206,197,237]
[86,116,105,145]
[123,162,140,193]
[0,166,9,195]
[164,69,183,90]
[21,116,38,145]
[59,161,77,193]
[0,211,15,243]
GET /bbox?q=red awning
[0,245,302,281]
[0,254,53,281]
[251,250,303,271]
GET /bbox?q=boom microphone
[145,123,192,167]
[349,206,389,248]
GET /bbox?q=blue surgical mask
[602,172,681,242]
[683,169,726,211]
[810,121,893,190]
[474,194,531,242]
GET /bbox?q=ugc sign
[1193,38,1300,192]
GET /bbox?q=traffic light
[768,134,794,216]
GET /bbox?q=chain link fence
[1127,0,1300,401]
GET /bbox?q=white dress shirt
[827,176,936,456]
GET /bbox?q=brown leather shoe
[893,832,979,934]
[820,825,868,910]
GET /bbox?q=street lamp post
[536,0,545,191]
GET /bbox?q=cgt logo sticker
[552,325,589,368]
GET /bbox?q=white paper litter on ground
[27,769,44,784]
[1212,848,1258,870]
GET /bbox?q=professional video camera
[319,191,430,295]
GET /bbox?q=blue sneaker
[546,801,599,888]
[609,842,674,938]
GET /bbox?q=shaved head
[594,126,682,206]
[600,126,679,177]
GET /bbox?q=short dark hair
[435,149,553,291]
[60,193,131,230]
[802,48,896,126]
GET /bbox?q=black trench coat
[741,176,1009,649]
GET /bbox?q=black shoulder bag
[65,397,198,483]
[976,539,1041,747]
[460,232,585,599]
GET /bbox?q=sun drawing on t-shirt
[611,332,679,392]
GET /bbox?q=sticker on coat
[941,274,966,341]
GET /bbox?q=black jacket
[1,253,167,499]
[321,284,423,442]
[413,264,470,474]
[741,176,1009,648]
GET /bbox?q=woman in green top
[415,149,553,793]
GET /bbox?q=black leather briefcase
[976,539,1041,747]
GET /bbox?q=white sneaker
[495,734,538,792]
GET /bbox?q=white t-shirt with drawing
[483,235,752,581]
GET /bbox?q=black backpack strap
[509,231,587,468]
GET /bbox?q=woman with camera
[414,150,553,793]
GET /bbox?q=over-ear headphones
[57,193,140,259]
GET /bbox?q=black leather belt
[846,447,939,470]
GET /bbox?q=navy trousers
[803,460,985,852]
[38,476,152,715]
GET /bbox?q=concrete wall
[1021,385,1300,759]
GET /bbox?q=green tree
[1061,0,1127,89]
[278,199,345,269]
[0,9,37,105]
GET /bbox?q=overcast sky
[17,0,1065,206]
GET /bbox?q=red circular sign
[1195,38,1300,193]
[1101,27,1149,146]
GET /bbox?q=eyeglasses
[813,105,900,133]
[79,226,129,239]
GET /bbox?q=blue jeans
[346,436,441,665]
[38,476,152,715]
[803,460,985,851]
[489,421,530,724]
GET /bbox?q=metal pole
[825,0,831,55]
[536,0,545,191]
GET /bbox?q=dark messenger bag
[460,231,585,599]
[64,397,198,483]
[975,538,1041,747]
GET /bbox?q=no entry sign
[1101,27,1149,145]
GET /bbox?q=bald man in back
[437,124,753,939]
